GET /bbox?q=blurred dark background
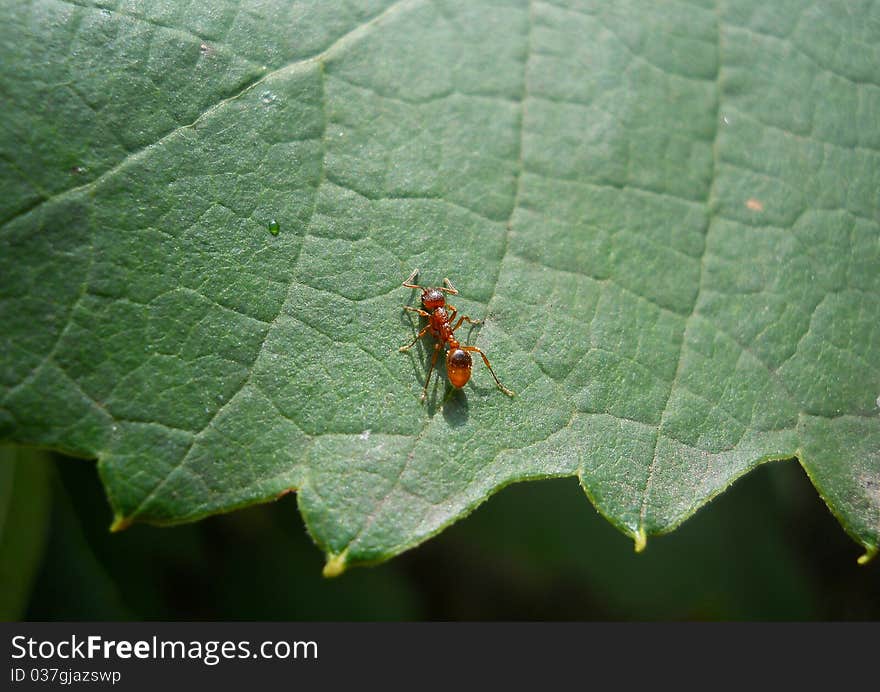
[4,447,879,621]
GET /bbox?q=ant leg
[403,305,430,318]
[440,277,459,295]
[445,306,458,324]
[399,324,431,352]
[402,268,426,291]
[461,345,515,396]
[451,315,483,331]
[421,342,442,401]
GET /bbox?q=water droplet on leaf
[268,219,280,236]
[260,91,277,105]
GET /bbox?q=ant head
[421,288,446,310]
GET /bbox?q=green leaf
[1,0,878,573]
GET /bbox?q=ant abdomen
[446,349,472,388]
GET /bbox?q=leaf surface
[1,0,878,571]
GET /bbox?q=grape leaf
[1,0,878,574]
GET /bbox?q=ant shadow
[398,308,482,426]
[441,386,469,426]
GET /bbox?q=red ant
[399,268,515,400]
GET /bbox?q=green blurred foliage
[10,451,879,621]
[0,446,51,619]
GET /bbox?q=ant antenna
[401,268,458,294]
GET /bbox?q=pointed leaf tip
[857,546,877,566]
[109,514,132,533]
[634,527,647,553]
[322,552,348,578]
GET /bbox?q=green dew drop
[268,219,280,236]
